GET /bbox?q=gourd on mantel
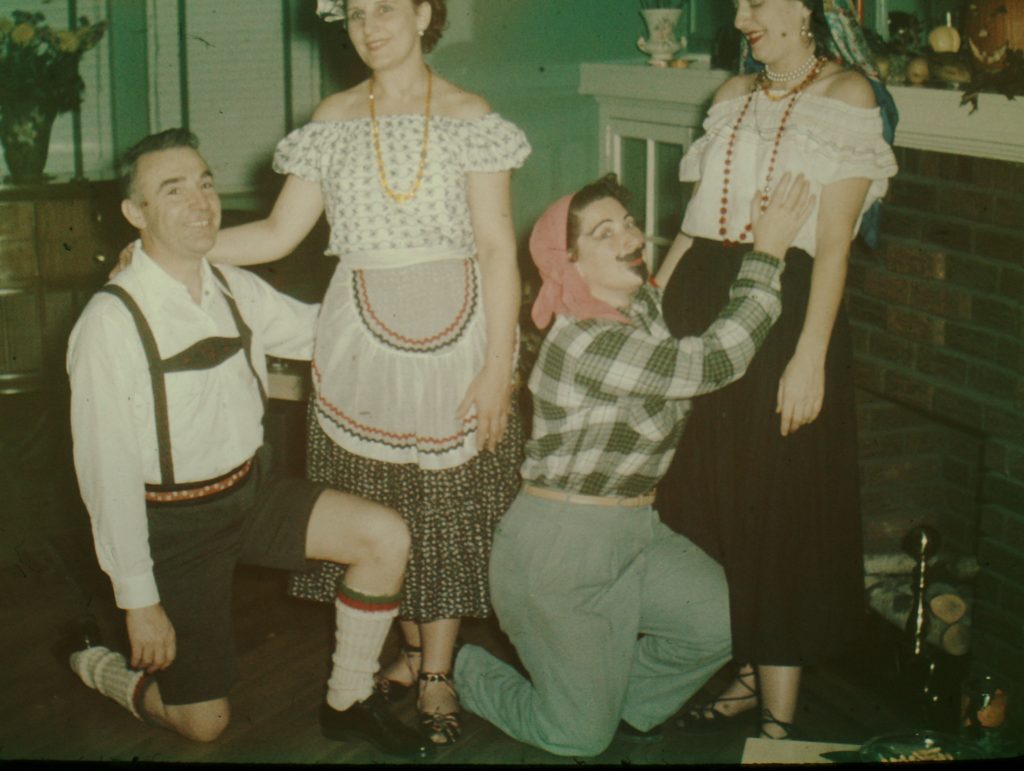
[928,16,961,53]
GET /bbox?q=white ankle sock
[69,645,146,719]
[325,591,399,712]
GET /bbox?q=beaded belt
[522,484,655,509]
[144,458,253,504]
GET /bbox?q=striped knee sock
[69,645,149,720]
[325,584,401,712]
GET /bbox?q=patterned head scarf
[316,0,345,22]
[529,194,630,330]
[740,0,898,248]
[740,0,879,79]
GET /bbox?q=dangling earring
[801,19,813,42]
[418,28,425,38]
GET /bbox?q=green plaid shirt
[521,250,784,498]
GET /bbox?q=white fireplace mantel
[580,61,1024,166]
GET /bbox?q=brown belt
[522,484,655,509]
[144,458,253,504]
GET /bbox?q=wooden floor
[0,392,916,765]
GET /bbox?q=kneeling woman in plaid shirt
[452,172,814,757]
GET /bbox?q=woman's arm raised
[208,174,325,266]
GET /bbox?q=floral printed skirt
[289,403,524,622]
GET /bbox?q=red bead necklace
[719,57,826,245]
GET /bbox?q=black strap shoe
[320,690,431,759]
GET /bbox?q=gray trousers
[454,490,732,757]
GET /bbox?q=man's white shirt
[67,243,319,610]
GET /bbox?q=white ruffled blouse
[679,91,898,254]
[273,113,531,469]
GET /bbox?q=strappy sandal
[675,667,759,733]
[373,644,421,703]
[417,671,462,746]
[759,708,795,740]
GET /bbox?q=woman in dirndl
[205,0,530,746]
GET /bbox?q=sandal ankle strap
[701,692,756,706]
[759,708,794,739]
[419,671,453,684]
[735,667,757,695]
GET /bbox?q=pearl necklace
[369,67,432,204]
[760,56,826,102]
[718,57,825,245]
[764,51,818,83]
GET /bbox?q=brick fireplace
[847,146,1024,691]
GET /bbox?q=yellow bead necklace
[368,67,433,204]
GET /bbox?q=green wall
[426,0,672,233]
[102,0,738,229]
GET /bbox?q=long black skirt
[657,238,864,666]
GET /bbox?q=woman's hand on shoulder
[108,242,135,279]
[822,68,877,109]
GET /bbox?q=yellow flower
[57,30,80,53]
[11,22,35,45]
[0,17,14,37]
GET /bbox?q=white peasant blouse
[679,91,898,255]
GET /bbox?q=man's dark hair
[567,173,632,251]
[117,128,200,199]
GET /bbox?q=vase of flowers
[637,1,687,64]
[0,11,107,184]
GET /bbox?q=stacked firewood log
[864,552,978,656]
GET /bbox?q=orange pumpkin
[929,22,962,52]
[964,0,1024,71]
[977,688,1009,728]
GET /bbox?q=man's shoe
[320,691,431,758]
[617,719,664,744]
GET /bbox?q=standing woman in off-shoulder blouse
[654,0,897,741]
[204,0,529,746]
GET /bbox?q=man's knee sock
[69,645,150,719]
[326,584,401,712]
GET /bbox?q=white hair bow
[316,0,345,23]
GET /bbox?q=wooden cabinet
[0,180,133,393]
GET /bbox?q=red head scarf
[529,193,629,330]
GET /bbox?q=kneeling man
[66,129,427,757]
[454,172,813,757]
